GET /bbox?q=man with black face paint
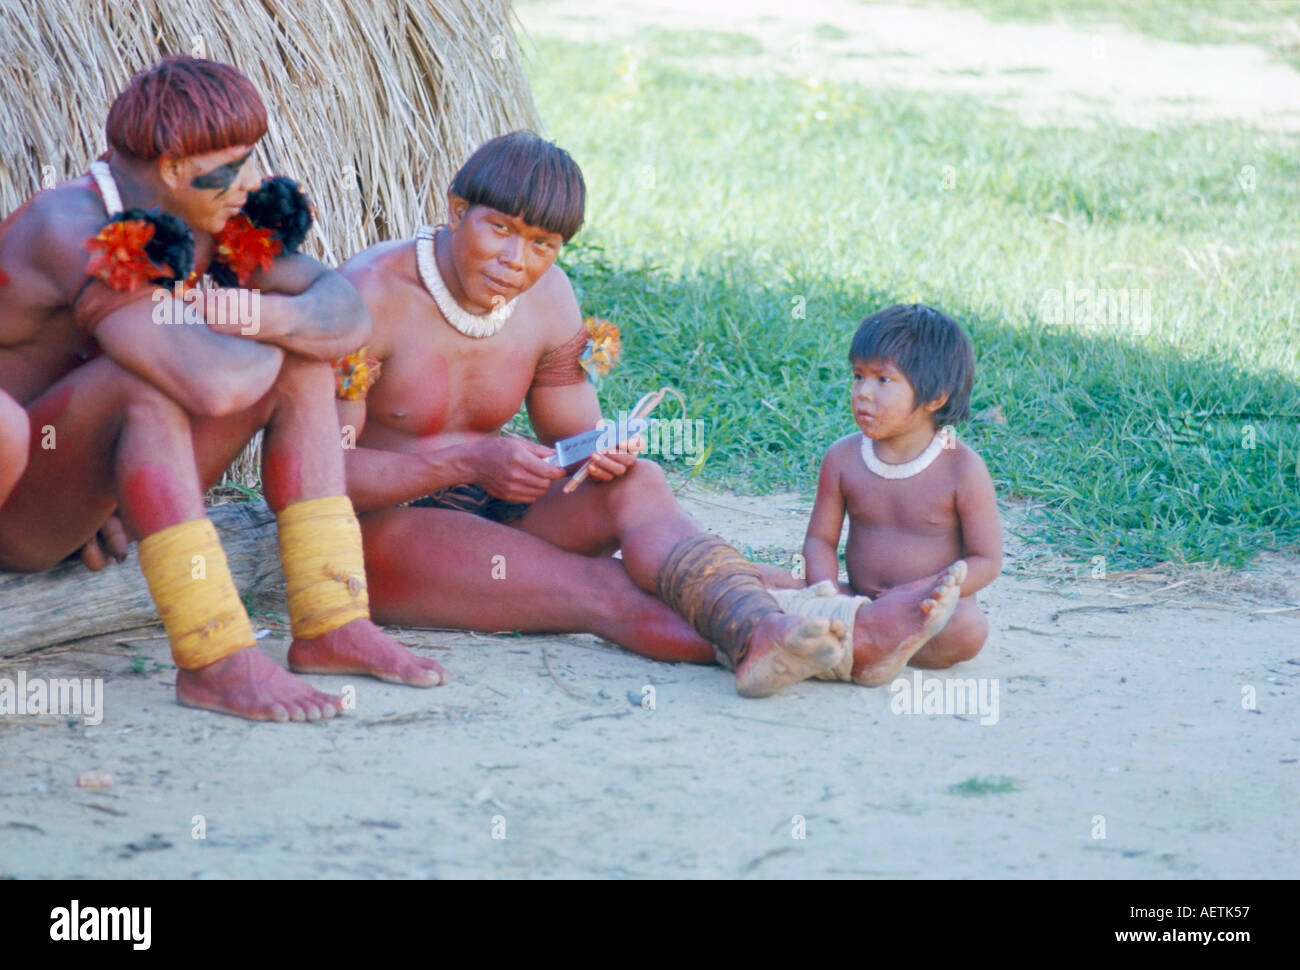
[0,55,445,721]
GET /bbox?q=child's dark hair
[849,303,974,424]
[450,130,586,242]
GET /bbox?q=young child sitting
[799,303,1002,685]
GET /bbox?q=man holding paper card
[335,132,963,696]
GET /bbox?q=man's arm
[22,197,284,417]
[953,447,1003,596]
[525,380,602,446]
[81,282,284,416]
[803,446,848,590]
[523,266,640,484]
[205,253,372,361]
[338,399,559,512]
[337,397,470,512]
[343,444,479,514]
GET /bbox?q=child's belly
[845,524,965,597]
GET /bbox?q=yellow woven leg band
[136,517,255,670]
[276,495,370,640]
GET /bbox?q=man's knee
[0,393,31,459]
[614,457,673,500]
[118,369,192,432]
[272,355,336,403]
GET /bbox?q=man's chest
[368,333,540,437]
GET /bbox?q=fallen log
[0,502,283,657]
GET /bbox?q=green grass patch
[525,32,1299,569]
[128,655,168,676]
[949,775,1020,795]
[812,23,851,42]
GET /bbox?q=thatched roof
[0,0,542,263]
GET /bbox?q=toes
[270,704,290,723]
[408,666,441,688]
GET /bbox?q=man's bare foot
[287,618,448,687]
[176,647,343,722]
[735,614,849,698]
[852,561,966,686]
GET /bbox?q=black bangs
[849,304,975,425]
[450,131,586,242]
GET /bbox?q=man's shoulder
[337,240,420,351]
[3,180,111,299]
[527,262,575,301]
[340,239,412,280]
[524,263,582,339]
[24,179,108,239]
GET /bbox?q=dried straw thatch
[1,0,542,487]
[0,0,541,262]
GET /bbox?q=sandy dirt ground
[515,0,1300,130]
[1,486,1297,879]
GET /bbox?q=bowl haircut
[450,130,586,243]
[849,303,975,425]
[107,55,268,161]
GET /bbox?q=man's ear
[446,191,470,229]
[158,157,186,193]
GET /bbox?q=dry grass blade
[1,0,543,488]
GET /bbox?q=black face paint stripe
[190,153,252,193]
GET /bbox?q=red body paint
[121,464,192,537]
[24,384,75,439]
[262,450,303,511]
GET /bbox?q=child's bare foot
[851,561,966,686]
[735,614,849,698]
[287,617,447,687]
[176,647,343,722]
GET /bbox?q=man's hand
[583,434,645,483]
[471,437,566,503]
[79,514,130,572]
[199,288,247,334]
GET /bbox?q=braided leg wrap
[656,533,782,668]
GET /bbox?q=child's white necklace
[860,431,946,479]
[415,225,517,339]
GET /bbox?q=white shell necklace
[860,430,948,480]
[415,224,517,339]
[88,160,123,215]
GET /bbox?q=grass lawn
[520,27,1300,570]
